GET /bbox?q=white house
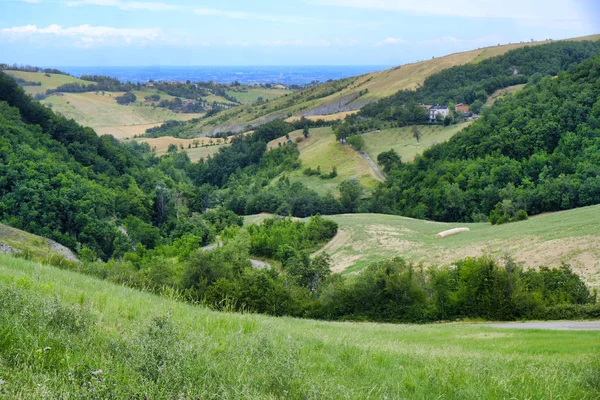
[429,105,449,121]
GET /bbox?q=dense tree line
[367,54,600,221]
[336,40,600,135]
[63,218,598,322]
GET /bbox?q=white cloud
[0,24,161,47]
[376,37,404,46]
[67,0,183,12]
[312,0,589,24]
[193,8,322,25]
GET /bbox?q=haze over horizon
[1,0,599,67]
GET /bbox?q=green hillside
[155,34,600,137]
[310,205,600,288]
[3,70,89,95]
[269,127,381,195]
[362,122,473,163]
[1,254,598,398]
[0,223,78,263]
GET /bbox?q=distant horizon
[2,0,598,66]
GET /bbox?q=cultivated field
[285,110,359,123]
[270,127,381,195]
[3,70,89,95]
[133,136,230,161]
[226,87,292,104]
[311,206,600,288]
[41,92,203,139]
[362,122,473,163]
[1,254,598,398]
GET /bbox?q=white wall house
[429,105,449,121]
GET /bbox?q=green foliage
[370,54,600,221]
[339,178,363,212]
[115,91,137,105]
[346,134,365,151]
[377,149,403,173]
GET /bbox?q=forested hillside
[336,40,600,135]
[369,53,600,221]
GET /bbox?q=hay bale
[436,228,470,239]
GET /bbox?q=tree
[115,92,137,105]
[339,178,363,212]
[303,127,309,138]
[346,134,365,151]
[377,149,402,173]
[167,144,178,153]
[412,126,421,142]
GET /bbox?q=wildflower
[91,369,103,376]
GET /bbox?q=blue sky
[1,0,599,66]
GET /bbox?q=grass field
[485,84,527,107]
[0,223,77,262]
[0,253,598,398]
[133,136,230,161]
[227,87,292,104]
[362,122,473,163]
[3,70,89,95]
[270,127,381,196]
[309,206,600,288]
[285,110,359,123]
[41,92,203,139]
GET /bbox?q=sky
[1,0,599,66]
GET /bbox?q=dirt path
[360,151,386,181]
[481,321,600,331]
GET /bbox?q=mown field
[269,127,381,196]
[133,136,230,162]
[41,92,203,139]
[362,122,473,163]
[226,87,292,104]
[308,205,600,288]
[3,70,89,95]
[0,253,598,399]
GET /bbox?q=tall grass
[0,254,599,398]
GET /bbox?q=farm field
[3,70,89,95]
[1,253,598,398]
[362,122,473,162]
[270,127,381,196]
[310,205,600,288]
[285,110,359,123]
[41,92,203,139]
[226,87,292,104]
[133,136,230,161]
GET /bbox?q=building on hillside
[418,104,433,110]
[146,82,154,87]
[429,105,449,121]
[455,103,469,113]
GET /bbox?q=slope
[313,205,600,288]
[2,70,89,95]
[1,253,598,398]
[0,223,78,263]
[163,34,600,137]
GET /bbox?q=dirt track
[481,321,600,331]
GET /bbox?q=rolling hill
[1,253,598,398]
[3,70,89,95]
[0,223,78,263]
[161,34,600,137]
[309,205,600,288]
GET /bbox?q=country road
[360,151,386,181]
[481,321,600,331]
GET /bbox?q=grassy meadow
[307,206,600,288]
[269,127,381,196]
[3,70,89,95]
[0,253,598,398]
[227,87,292,104]
[133,135,230,161]
[362,122,473,163]
[41,92,203,139]
[485,83,527,107]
